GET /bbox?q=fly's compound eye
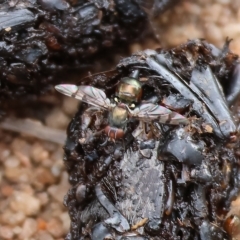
[129,103,136,110]
[114,97,119,103]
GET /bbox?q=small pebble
[10,192,41,216]
[47,173,70,203]
[0,225,14,239]
[51,159,64,177]
[14,150,31,167]
[46,218,64,238]
[19,218,37,239]
[3,155,20,168]
[35,230,54,240]
[11,138,31,157]
[60,212,71,233]
[33,168,57,187]
[1,210,25,226]
[36,192,50,206]
[37,218,47,230]
[4,167,31,183]
[42,158,54,168]
[1,185,14,197]
[0,143,10,161]
[12,226,22,235]
[31,142,50,163]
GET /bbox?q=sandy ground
[0,0,240,239]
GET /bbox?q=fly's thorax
[109,106,128,128]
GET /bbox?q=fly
[55,70,189,142]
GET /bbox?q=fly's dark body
[63,39,240,240]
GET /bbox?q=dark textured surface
[0,0,153,110]
[62,40,240,239]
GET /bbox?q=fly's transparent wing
[130,103,189,125]
[55,84,112,110]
